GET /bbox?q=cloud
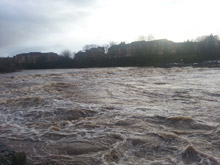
[0,0,220,57]
[0,0,96,56]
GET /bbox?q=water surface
[0,67,220,164]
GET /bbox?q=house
[14,52,59,64]
[75,47,105,60]
[108,39,177,58]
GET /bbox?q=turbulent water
[0,67,220,165]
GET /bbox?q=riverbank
[2,61,220,74]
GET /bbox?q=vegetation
[0,58,16,73]
[73,35,220,68]
[0,35,220,72]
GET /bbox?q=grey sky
[0,0,95,56]
[0,0,220,57]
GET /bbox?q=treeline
[18,56,73,69]
[73,35,220,67]
[0,52,74,73]
[0,58,16,73]
[0,35,220,73]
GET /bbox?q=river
[0,67,220,164]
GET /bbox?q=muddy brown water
[0,67,220,164]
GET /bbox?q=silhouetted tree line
[20,56,73,69]
[73,35,220,68]
[1,35,220,73]
[0,58,16,73]
[0,52,74,72]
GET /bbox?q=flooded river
[0,67,220,164]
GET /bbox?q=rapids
[0,67,220,164]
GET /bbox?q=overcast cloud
[0,0,96,56]
[0,0,220,57]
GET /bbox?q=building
[14,52,59,64]
[75,47,105,60]
[108,39,177,58]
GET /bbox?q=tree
[137,35,146,41]
[147,34,155,41]
[199,34,220,60]
[103,44,110,53]
[83,44,98,51]
[61,49,72,59]
[195,35,208,42]
[109,41,117,47]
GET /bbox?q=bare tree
[147,34,155,41]
[61,49,72,59]
[109,41,117,47]
[195,35,208,42]
[137,35,146,41]
[103,44,110,53]
[83,44,98,51]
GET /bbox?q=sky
[0,0,220,57]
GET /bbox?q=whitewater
[0,67,220,164]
